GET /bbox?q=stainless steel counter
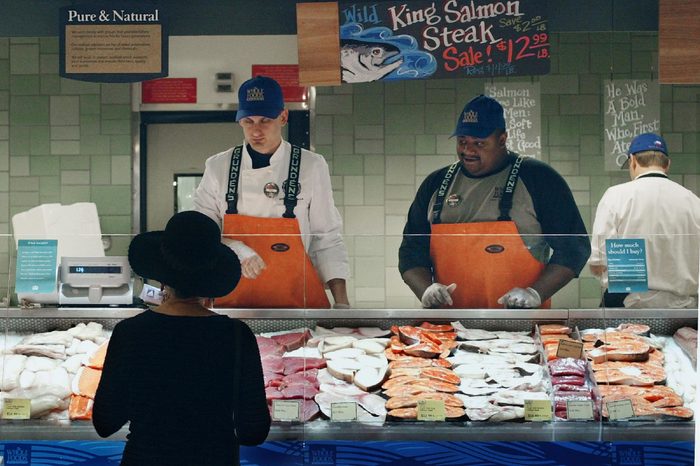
[0,420,694,442]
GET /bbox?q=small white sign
[271,400,301,422]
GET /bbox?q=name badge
[263,182,279,198]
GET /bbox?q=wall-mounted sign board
[298,1,549,86]
[603,79,660,171]
[485,82,541,159]
[59,3,167,82]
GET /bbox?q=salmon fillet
[87,341,109,369]
[69,395,94,420]
[539,324,571,335]
[73,366,102,399]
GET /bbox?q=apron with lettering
[429,157,550,309]
[215,145,331,308]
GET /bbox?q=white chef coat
[193,140,349,283]
[590,171,700,308]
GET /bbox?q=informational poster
[59,4,168,82]
[485,82,541,158]
[14,240,58,294]
[252,64,308,103]
[603,80,660,170]
[605,239,649,293]
[338,0,549,83]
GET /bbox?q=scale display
[69,266,122,274]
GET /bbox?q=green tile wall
[313,32,700,308]
[1,36,132,301]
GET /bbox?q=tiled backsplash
[0,33,698,308]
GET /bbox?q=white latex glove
[421,283,457,308]
[498,287,541,309]
[225,239,266,279]
[333,303,350,309]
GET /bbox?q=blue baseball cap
[628,133,668,156]
[235,75,284,121]
[452,95,506,138]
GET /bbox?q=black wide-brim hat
[128,211,241,298]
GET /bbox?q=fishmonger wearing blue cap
[194,76,349,308]
[590,133,700,308]
[399,95,590,309]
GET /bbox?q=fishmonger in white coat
[194,76,349,308]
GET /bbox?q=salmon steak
[418,322,454,333]
[539,324,571,335]
[420,367,461,385]
[384,384,436,398]
[598,385,683,408]
[592,361,665,385]
[388,406,465,419]
[586,341,650,364]
[415,391,464,407]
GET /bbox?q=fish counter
[0,308,696,444]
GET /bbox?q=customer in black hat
[93,210,270,465]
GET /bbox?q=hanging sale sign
[59,3,168,82]
[337,0,549,83]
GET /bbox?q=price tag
[556,339,584,359]
[2,398,31,419]
[330,402,357,422]
[417,399,445,421]
[271,400,301,422]
[566,400,594,420]
[524,399,553,421]
[606,399,635,420]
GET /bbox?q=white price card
[556,339,584,359]
[271,400,301,422]
[2,398,31,420]
[417,399,445,421]
[331,402,357,422]
[524,399,553,421]
[606,399,635,420]
[566,400,594,420]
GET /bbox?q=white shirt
[590,171,700,307]
[193,140,349,283]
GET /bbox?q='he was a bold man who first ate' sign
[603,79,660,171]
[338,0,549,83]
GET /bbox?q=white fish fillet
[20,331,74,347]
[491,390,549,406]
[489,406,525,421]
[454,394,492,409]
[1,354,27,391]
[357,327,391,338]
[12,344,66,359]
[465,403,501,421]
[25,356,59,372]
[67,322,104,342]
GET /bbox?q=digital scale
[58,257,133,305]
[15,255,134,306]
